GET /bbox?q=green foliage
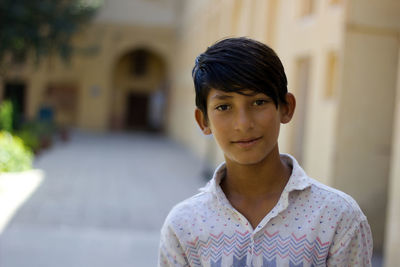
[15,128,40,152]
[0,0,101,62]
[0,131,33,173]
[17,120,55,151]
[0,101,13,132]
[21,120,48,137]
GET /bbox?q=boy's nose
[234,108,254,131]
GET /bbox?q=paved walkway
[0,131,206,267]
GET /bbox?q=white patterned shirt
[159,154,373,266]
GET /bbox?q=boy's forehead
[208,88,266,100]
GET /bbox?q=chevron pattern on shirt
[255,230,330,266]
[185,230,330,266]
[185,230,250,265]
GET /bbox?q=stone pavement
[0,131,206,267]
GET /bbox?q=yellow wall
[333,0,400,251]
[75,24,175,130]
[273,0,345,186]
[8,23,176,131]
[384,47,400,267]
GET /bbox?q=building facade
[0,0,179,132]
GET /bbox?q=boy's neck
[221,146,292,199]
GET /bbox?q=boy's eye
[253,99,268,106]
[216,104,230,111]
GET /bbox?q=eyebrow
[210,94,233,100]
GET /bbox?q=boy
[159,37,372,266]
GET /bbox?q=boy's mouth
[231,136,262,148]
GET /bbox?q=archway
[110,47,168,132]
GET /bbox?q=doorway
[47,83,79,127]
[125,92,149,130]
[3,82,26,129]
[111,47,167,132]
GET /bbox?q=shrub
[0,131,33,173]
[15,129,40,152]
[19,120,55,150]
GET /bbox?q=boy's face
[195,88,294,166]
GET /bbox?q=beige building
[1,0,399,265]
[0,0,180,132]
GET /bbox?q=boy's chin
[225,155,268,166]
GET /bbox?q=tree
[0,0,100,64]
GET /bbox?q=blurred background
[0,0,399,266]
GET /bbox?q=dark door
[4,82,26,129]
[125,93,149,130]
[48,84,78,127]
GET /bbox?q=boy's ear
[280,93,296,124]
[195,108,212,135]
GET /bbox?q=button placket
[248,235,254,260]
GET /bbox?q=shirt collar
[201,154,312,203]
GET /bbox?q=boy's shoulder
[163,155,367,229]
[280,154,365,218]
[162,188,215,227]
[162,163,229,232]
[305,176,367,222]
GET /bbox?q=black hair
[192,37,288,116]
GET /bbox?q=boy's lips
[231,136,262,148]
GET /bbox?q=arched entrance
[110,48,168,132]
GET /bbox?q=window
[329,0,342,5]
[232,0,243,33]
[298,0,315,17]
[291,56,312,164]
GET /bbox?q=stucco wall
[18,23,176,131]
[384,46,400,267]
[333,0,399,251]
[274,0,344,186]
